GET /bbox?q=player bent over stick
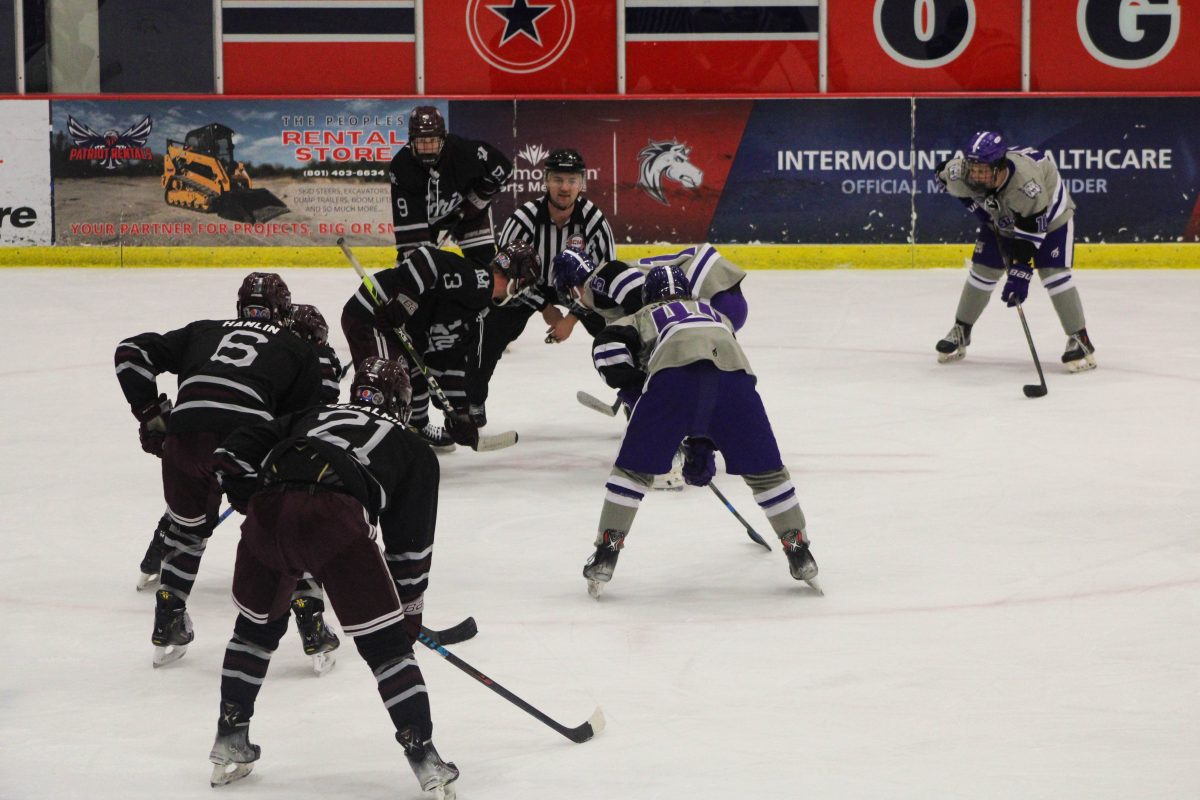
[583,264,821,597]
[934,130,1096,373]
[209,358,458,797]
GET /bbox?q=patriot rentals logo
[68,115,153,169]
[466,0,576,74]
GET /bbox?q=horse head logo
[637,139,703,206]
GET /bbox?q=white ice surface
[2,267,1198,799]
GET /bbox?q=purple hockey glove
[1001,265,1032,307]
[681,437,717,488]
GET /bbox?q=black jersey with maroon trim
[215,402,439,554]
[115,318,323,435]
[344,245,493,328]
[389,134,512,259]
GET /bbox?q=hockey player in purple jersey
[389,105,512,266]
[290,303,344,403]
[552,242,749,334]
[114,273,330,667]
[935,130,1096,372]
[583,265,819,597]
[207,358,457,796]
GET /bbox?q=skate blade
[152,643,188,667]
[311,651,336,676]
[136,571,161,591]
[804,576,825,596]
[586,579,606,599]
[937,350,965,363]
[1065,357,1096,373]
[210,760,255,787]
[432,782,456,800]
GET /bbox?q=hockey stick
[708,483,772,551]
[991,225,1047,398]
[337,238,518,451]
[415,630,605,744]
[576,390,621,417]
[420,616,478,646]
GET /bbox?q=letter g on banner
[1077,0,1180,68]
[874,0,975,68]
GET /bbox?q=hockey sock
[955,263,1004,325]
[1040,269,1087,334]
[742,468,807,536]
[355,627,433,739]
[158,523,210,601]
[598,467,653,542]
[219,614,287,718]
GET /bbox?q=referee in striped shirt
[466,148,616,425]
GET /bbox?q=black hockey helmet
[350,357,412,422]
[408,106,446,167]
[642,264,691,305]
[544,148,585,174]
[290,304,329,345]
[491,240,541,306]
[237,272,292,323]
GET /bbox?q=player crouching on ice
[582,264,820,597]
[934,130,1096,372]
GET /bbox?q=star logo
[466,0,575,75]
[488,0,553,46]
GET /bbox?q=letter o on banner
[874,0,976,68]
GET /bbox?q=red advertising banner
[827,0,1021,92]
[497,99,752,244]
[1031,0,1196,91]
[423,0,616,94]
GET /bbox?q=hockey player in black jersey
[467,148,616,426]
[207,358,458,797]
[114,273,328,667]
[389,105,512,267]
[342,239,541,450]
[290,303,344,403]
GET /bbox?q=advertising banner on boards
[0,100,53,246]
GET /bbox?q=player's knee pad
[353,623,413,671]
[967,262,1005,293]
[233,611,288,652]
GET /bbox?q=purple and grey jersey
[592,299,753,393]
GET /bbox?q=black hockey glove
[1001,265,1033,307]
[134,394,172,457]
[681,437,717,488]
[376,292,418,331]
[444,411,479,449]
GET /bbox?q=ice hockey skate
[935,321,972,363]
[653,450,685,491]
[151,589,194,666]
[291,596,339,676]
[1062,328,1096,372]
[781,530,823,595]
[583,529,626,598]
[209,700,261,787]
[416,422,456,453]
[397,728,460,800]
[135,517,169,591]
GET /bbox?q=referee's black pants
[468,302,536,407]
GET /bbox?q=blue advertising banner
[717,96,1200,245]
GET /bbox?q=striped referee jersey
[497,195,616,309]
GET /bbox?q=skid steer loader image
[161,123,289,223]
